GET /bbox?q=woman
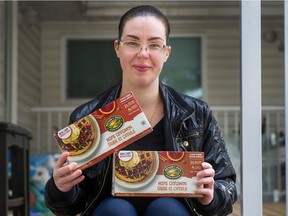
[45,5,237,216]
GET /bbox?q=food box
[54,92,153,170]
[112,151,204,197]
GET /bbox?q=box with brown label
[54,92,153,170]
[112,151,204,197]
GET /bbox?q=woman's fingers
[55,168,85,192]
[53,152,85,192]
[55,152,70,169]
[196,162,215,179]
[194,162,215,205]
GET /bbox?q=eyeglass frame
[117,39,169,54]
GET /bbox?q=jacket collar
[159,83,195,150]
[104,82,195,151]
[159,82,195,122]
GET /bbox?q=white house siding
[37,16,284,153]
[41,21,118,107]
[18,19,41,152]
[169,19,240,106]
[40,17,284,108]
[0,2,4,121]
[262,22,285,106]
[41,19,242,107]
[171,20,241,136]
[205,27,241,106]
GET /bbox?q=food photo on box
[54,92,153,170]
[112,150,204,197]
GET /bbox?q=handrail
[30,105,285,201]
[30,105,285,112]
[31,107,75,112]
[30,105,285,151]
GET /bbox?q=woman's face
[114,16,171,88]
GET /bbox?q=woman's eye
[149,43,162,49]
[126,41,140,47]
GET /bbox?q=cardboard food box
[112,150,204,197]
[54,92,153,170]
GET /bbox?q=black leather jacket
[45,83,237,216]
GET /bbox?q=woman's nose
[137,45,149,57]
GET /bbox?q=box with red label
[54,92,152,170]
[112,151,204,197]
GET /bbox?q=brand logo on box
[105,116,124,131]
[164,165,183,179]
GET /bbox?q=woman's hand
[194,162,215,205]
[53,152,85,192]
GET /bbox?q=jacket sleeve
[44,105,92,215]
[191,104,238,216]
[44,92,116,215]
[44,177,88,216]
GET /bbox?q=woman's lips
[134,64,151,72]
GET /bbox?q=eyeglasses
[118,40,168,54]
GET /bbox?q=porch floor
[230,201,286,216]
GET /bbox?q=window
[66,39,121,99]
[161,37,202,98]
[65,37,202,99]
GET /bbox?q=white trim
[201,34,207,101]
[60,36,66,104]
[241,0,262,215]
[11,1,18,123]
[284,1,288,215]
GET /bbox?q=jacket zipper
[176,131,200,142]
[184,198,202,216]
[81,156,112,216]
[175,112,195,140]
[176,111,202,216]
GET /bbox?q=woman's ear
[114,40,120,57]
[164,46,171,62]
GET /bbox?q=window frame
[61,34,206,103]
[61,35,117,104]
[162,34,206,99]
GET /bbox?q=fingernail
[71,162,78,169]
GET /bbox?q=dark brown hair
[118,5,170,44]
